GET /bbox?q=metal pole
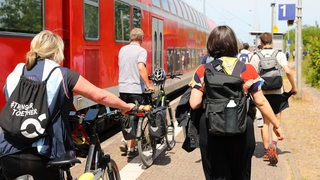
[296,0,302,98]
[271,3,276,34]
[203,0,206,16]
[295,27,298,69]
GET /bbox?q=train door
[152,17,164,72]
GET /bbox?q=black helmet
[153,68,166,84]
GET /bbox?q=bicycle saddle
[47,150,81,170]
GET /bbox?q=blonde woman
[0,30,134,179]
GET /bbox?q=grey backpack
[257,50,283,90]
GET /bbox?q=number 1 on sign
[280,4,286,17]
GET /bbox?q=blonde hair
[130,28,144,41]
[26,30,64,69]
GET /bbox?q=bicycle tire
[137,116,156,168]
[164,115,176,150]
[104,159,121,180]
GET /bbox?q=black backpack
[204,59,247,136]
[257,50,283,90]
[0,65,59,144]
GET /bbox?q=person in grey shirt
[118,28,155,159]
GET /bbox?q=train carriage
[0,0,216,130]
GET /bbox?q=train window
[133,7,141,28]
[167,48,174,73]
[184,3,192,22]
[175,0,183,17]
[194,11,202,27]
[175,49,181,72]
[152,0,161,8]
[161,0,169,12]
[188,6,197,23]
[200,14,206,28]
[167,0,176,15]
[178,1,188,19]
[181,49,188,71]
[114,0,130,42]
[190,8,198,24]
[189,49,194,68]
[84,0,100,40]
[0,0,43,35]
[175,0,183,18]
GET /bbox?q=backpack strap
[44,66,60,82]
[205,59,244,76]
[232,60,245,76]
[21,65,26,76]
[21,65,60,82]
[257,49,279,60]
[256,51,264,60]
[204,59,225,73]
[271,49,279,58]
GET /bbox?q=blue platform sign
[278,4,296,20]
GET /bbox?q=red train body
[0,0,216,111]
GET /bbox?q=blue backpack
[238,53,250,63]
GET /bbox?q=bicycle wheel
[137,116,156,168]
[165,110,176,150]
[104,159,121,180]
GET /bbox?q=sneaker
[262,154,269,161]
[267,144,278,165]
[127,150,138,159]
[119,140,128,153]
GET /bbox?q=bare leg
[261,120,270,150]
[271,113,281,143]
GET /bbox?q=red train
[0,0,216,113]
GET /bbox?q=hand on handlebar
[121,103,135,115]
[147,85,155,91]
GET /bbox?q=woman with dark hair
[189,25,284,179]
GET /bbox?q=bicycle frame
[75,108,121,180]
[133,73,178,168]
[154,82,174,127]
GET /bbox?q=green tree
[285,25,320,88]
[0,0,42,33]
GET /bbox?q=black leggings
[199,116,256,180]
[0,148,59,180]
[119,93,147,104]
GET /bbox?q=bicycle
[46,108,121,180]
[130,68,182,168]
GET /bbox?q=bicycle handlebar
[166,73,183,79]
[106,109,121,116]
[126,100,152,115]
[148,72,183,81]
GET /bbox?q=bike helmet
[153,68,166,85]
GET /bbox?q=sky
[183,0,319,44]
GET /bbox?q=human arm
[252,90,284,140]
[72,75,135,115]
[243,64,283,139]
[189,65,205,109]
[190,88,204,109]
[283,65,298,94]
[277,52,297,94]
[138,62,155,91]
